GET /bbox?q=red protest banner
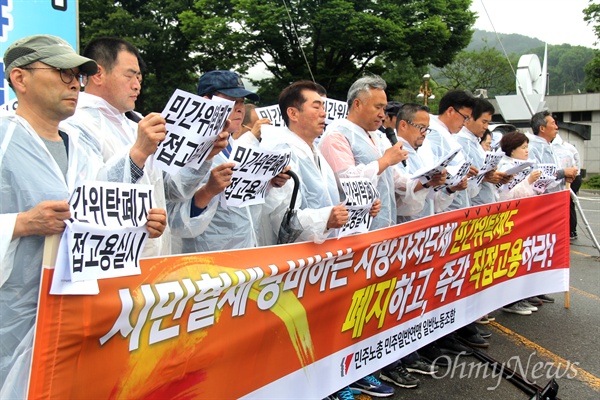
[27,191,570,399]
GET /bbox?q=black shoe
[462,333,489,348]
[476,326,492,339]
[527,296,543,306]
[404,359,439,375]
[379,366,420,389]
[437,337,474,355]
[538,294,555,303]
[418,344,449,367]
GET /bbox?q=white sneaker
[502,302,533,315]
[519,300,538,312]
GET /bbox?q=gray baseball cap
[3,34,98,81]
[197,70,260,102]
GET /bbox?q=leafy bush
[582,174,600,189]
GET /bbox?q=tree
[80,0,201,114]
[80,0,476,110]
[530,45,594,95]
[584,2,600,92]
[434,46,516,97]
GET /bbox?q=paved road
[381,190,600,400]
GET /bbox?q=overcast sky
[470,0,598,48]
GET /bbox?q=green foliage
[584,2,600,92]
[80,0,202,114]
[529,44,594,95]
[80,0,475,109]
[584,2,600,43]
[467,31,597,96]
[434,46,516,96]
[585,50,600,92]
[582,174,600,189]
[468,30,544,54]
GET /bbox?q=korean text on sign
[64,181,154,284]
[256,105,285,127]
[338,177,379,237]
[155,89,234,174]
[324,98,348,124]
[223,144,291,207]
[70,181,154,227]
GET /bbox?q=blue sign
[1,0,78,105]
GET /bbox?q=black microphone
[385,127,397,145]
[385,127,407,167]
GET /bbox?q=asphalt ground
[377,190,600,400]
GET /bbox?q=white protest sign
[496,160,535,193]
[69,181,154,227]
[502,160,535,177]
[442,161,473,191]
[532,163,557,194]
[67,221,148,282]
[410,148,461,186]
[63,181,154,284]
[256,105,285,127]
[337,178,379,238]
[50,229,100,295]
[324,98,348,124]
[470,151,505,186]
[222,144,291,207]
[155,89,234,174]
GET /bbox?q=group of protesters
[0,34,579,399]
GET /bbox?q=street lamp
[416,74,435,106]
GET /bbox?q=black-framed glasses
[21,67,88,87]
[404,119,431,134]
[454,108,471,122]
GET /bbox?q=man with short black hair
[418,90,476,211]
[258,80,377,245]
[67,37,227,256]
[0,34,166,397]
[456,97,512,207]
[394,103,450,223]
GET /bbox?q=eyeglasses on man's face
[21,67,88,87]
[404,119,431,134]
[455,108,471,122]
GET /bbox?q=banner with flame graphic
[28,191,570,399]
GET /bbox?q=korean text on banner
[28,191,570,400]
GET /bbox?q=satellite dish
[496,44,548,121]
[516,54,545,95]
[515,44,548,99]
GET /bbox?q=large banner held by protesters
[28,191,570,399]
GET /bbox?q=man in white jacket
[0,35,166,398]
[167,70,274,252]
[67,37,227,256]
[319,75,419,231]
[259,81,364,245]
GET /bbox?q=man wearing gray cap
[0,34,166,397]
[167,70,279,252]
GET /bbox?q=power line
[281,0,316,82]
